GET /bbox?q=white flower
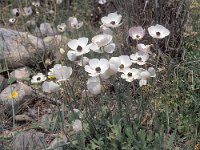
[98,0,106,5]
[87,77,101,95]
[110,56,132,72]
[32,1,40,7]
[101,12,122,28]
[129,26,145,40]
[67,51,77,61]
[56,0,63,4]
[130,51,149,65]
[100,58,119,79]
[137,44,152,54]
[31,73,47,84]
[148,24,170,39]
[68,17,83,29]
[9,18,16,24]
[11,8,20,16]
[57,23,66,32]
[48,64,72,82]
[85,58,109,77]
[77,57,90,66]
[100,25,113,35]
[42,81,60,93]
[23,7,32,16]
[72,119,82,132]
[121,68,141,82]
[138,67,156,86]
[67,37,91,56]
[90,34,115,53]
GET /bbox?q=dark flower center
[110,21,116,25]
[137,57,142,61]
[136,35,140,38]
[156,32,160,36]
[119,64,124,69]
[95,67,101,73]
[37,77,41,81]
[77,45,82,52]
[16,12,20,17]
[128,72,132,77]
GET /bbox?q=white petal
[68,39,78,50]
[78,37,88,48]
[139,79,147,87]
[67,51,77,61]
[89,59,100,70]
[104,43,116,53]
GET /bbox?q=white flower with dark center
[72,119,82,132]
[57,23,66,32]
[68,17,83,29]
[90,34,115,53]
[23,7,32,16]
[67,37,91,56]
[130,51,149,65]
[137,44,152,54]
[32,1,40,7]
[148,24,170,39]
[87,77,101,95]
[121,68,141,82]
[101,12,122,28]
[85,58,109,77]
[110,56,132,72]
[9,18,16,24]
[99,0,106,5]
[139,67,156,86]
[48,64,72,82]
[31,73,47,84]
[11,8,20,17]
[129,26,145,40]
[42,81,60,93]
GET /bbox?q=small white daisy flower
[101,12,122,28]
[87,77,101,95]
[68,17,83,29]
[48,64,72,82]
[121,68,141,82]
[148,24,170,39]
[67,37,91,56]
[129,26,145,40]
[9,18,16,24]
[130,51,149,65]
[90,34,115,53]
[42,81,60,93]
[57,23,66,32]
[72,119,82,132]
[31,73,47,84]
[85,58,109,77]
[137,44,152,54]
[23,6,32,16]
[98,0,106,5]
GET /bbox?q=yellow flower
[48,75,56,79]
[8,91,18,99]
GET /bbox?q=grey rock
[0,28,45,68]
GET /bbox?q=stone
[0,75,7,92]
[14,129,45,150]
[0,28,45,68]
[10,67,31,81]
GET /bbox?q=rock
[0,82,33,113]
[10,67,31,81]
[0,28,45,68]
[15,114,32,122]
[0,75,7,92]
[14,129,45,150]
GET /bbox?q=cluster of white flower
[29,12,170,97]
[65,12,170,96]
